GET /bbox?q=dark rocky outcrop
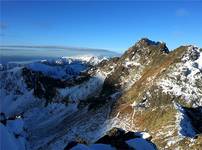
[22,67,91,105]
[184,106,202,135]
[64,139,87,150]
[95,127,143,150]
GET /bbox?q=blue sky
[1,0,202,52]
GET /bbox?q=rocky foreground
[0,38,202,150]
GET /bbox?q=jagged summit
[123,38,169,61]
[135,38,169,53]
[137,38,163,46]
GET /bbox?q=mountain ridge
[0,38,202,150]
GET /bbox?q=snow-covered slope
[0,56,109,150]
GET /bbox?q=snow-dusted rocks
[0,67,40,118]
[62,55,108,66]
[67,127,156,150]
[157,46,202,107]
[26,58,89,80]
[70,138,156,150]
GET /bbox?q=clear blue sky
[1,0,202,52]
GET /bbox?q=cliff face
[0,38,201,150]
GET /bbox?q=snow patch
[58,71,106,102]
[7,119,24,135]
[71,144,115,150]
[124,61,141,68]
[174,103,196,138]
[134,132,151,139]
[0,123,26,150]
[126,138,156,150]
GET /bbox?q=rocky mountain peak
[122,38,169,62]
[137,38,161,46]
[135,37,169,53]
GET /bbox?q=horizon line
[0,44,120,54]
